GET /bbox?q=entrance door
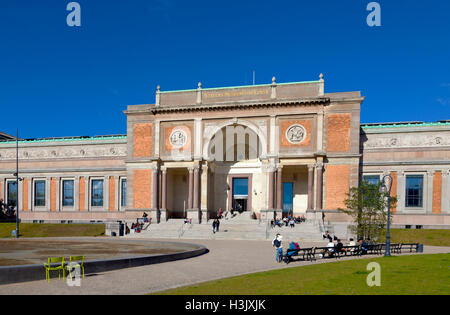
[283,182,293,217]
[232,178,248,212]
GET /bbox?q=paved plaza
[0,237,449,295]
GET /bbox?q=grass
[0,223,105,238]
[154,254,450,295]
[379,229,450,247]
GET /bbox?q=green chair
[44,257,65,283]
[69,256,85,279]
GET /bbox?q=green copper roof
[159,80,321,94]
[361,121,450,129]
[0,135,127,145]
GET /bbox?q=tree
[339,181,396,241]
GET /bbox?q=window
[34,180,46,207]
[7,181,17,207]
[91,179,104,207]
[405,175,423,207]
[121,179,127,207]
[363,175,380,186]
[62,180,74,207]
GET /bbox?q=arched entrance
[203,121,266,215]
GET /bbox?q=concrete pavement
[0,238,448,295]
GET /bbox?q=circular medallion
[286,124,306,144]
[169,129,187,148]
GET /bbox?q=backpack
[273,238,281,248]
[294,242,300,250]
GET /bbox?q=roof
[361,121,450,129]
[0,134,127,145]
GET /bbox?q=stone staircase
[125,212,325,242]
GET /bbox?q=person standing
[212,219,217,234]
[215,218,220,232]
[272,233,283,262]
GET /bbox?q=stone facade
[0,76,449,228]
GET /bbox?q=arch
[202,118,268,161]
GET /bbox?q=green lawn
[155,254,450,295]
[0,223,105,238]
[380,229,450,247]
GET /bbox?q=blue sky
[0,0,449,139]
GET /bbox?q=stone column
[18,177,23,212]
[316,163,323,210]
[276,166,283,210]
[151,166,159,210]
[161,168,167,210]
[114,175,120,211]
[84,176,89,212]
[426,171,434,214]
[188,167,194,209]
[27,177,32,212]
[193,166,200,210]
[46,177,51,211]
[268,168,275,209]
[443,170,449,214]
[104,176,109,211]
[397,171,405,213]
[74,176,79,211]
[55,177,60,212]
[307,164,315,210]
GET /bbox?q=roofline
[361,121,450,129]
[0,134,127,145]
[159,80,321,94]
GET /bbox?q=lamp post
[380,174,393,256]
[14,129,20,239]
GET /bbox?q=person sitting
[270,219,275,229]
[323,231,333,242]
[335,239,344,256]
[361,239,368,255]
[285,241,298,263]
[322,240,335,258]
[357,239,368,255]
[142,212,148,222]
[289,219,295,228]
[275,218,282,228]
[348,238,357,253]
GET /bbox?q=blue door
[283,182,293,216]
[232,178,248,212]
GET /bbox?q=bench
[283,247,315,263]
[390,243,401,254]
[399,243,419,253]
[312,246,341,259]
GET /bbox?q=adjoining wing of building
[0,75,449,229]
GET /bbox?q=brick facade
[133,170,152,209]
[133,123,153,157]
[325,164,350,210]
[79,177,85,211]
[327,113,351,152]
[433,171,442,214]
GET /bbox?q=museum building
[0,75,449,228]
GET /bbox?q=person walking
[212,219,217,234]
[272,233,283,262]
[215,218,220,232]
